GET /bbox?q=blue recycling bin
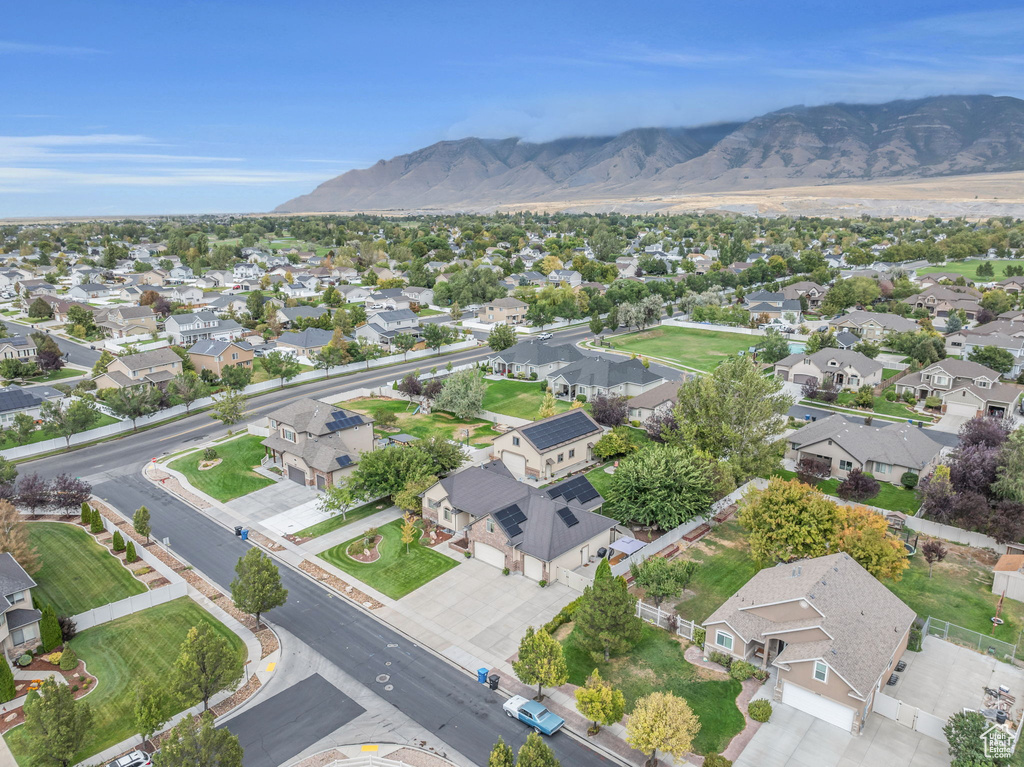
[241,529,249,541]
[477,668,489,684]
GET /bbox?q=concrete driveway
[225,478,319,525]
[380,558,576,672]
[734,702,949,767]
[931,413,970,434]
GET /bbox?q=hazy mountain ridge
[277,96,1024,212]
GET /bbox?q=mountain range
[276,95,1024,213]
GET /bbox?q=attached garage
[945,401,979,418]
[782,682,855,732]
[475,542,506,570]
[502,452,527,478]
[523,556,544,581]
[287,465,306,484]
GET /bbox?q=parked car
[108,750,152,767]
[502,695,565,735]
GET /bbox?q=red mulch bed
[0,655,98,734]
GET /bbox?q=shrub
[59,647,77,671]
[112,530,126,552]
[748,699,773,722]
[902,390,915,403]
[538,579,547,587]
[45,652,62,665]
[90,512,104,534]
[708,651,733,669]
[463,550,471,558]
[575,394,587,403]
[80,502,91,525]
[924,395,942,409]
[692,627,706,647]
[703,756,733,767]
[884,390,897,402]
[753,668,769,682]
[908,627,922,652]
[57,615,77,642]
[16,654,31,667]
[729,660,757,681]
[529,372,537,380]
[125,539,137,563]
[502,567,510,576]
[837,468,880,502]
[203,447,218,461]
[900,471,919,490]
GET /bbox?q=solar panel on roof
[326,412,364,432]
[522,410,596,451]
[547,475,601,504]
[335,455,353,468]
[556,507,579,528]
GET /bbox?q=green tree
[40,398,99,448]
[105,385,162,431]
[968,345,1015,375]
[133,505,152,543]
[574,570,642,661]
[672,355,792,483]
[91,349,115,377]
[27,298,53,319]
[0,456,17,486]
[981,289,1013,316]
[230,549,288,630]
[245,289,265,322]
[90,509,104,534]
[738,477,842,564]
[317,482,365,521]
[805,328,839,353]
[168,372,210,414]
[260,350,302,389]
[629,557,699,607]
[537,390,556,420]
[574,669,625,735]
[605,444,715,530]
[488,737,515,767]
[173,623,242,710]
[39,603,62,652]
[311,344,350,379]
[23,677,92,767]
[112,530,126,552]
[943,710,1004,767]
[589,314,605,338]
[433,368,487,419]
[487,323,518,352]
[210,389,246,425]
[513,626,569,701]
[0,358,34,383]
[219,362,252,389]
[3,412,37,445]
[154,711,243,767]
[0,655,15,702]
[134,679,169,747]
[422,322,458,355]
[757,328,791,364]
[626,692,701,767]
[392,332,417,361]
[125,538,137,563]
[395,473,437,514]
[516,731,561,767]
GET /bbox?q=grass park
[5,598,246,765]
[168,434,274,502]
[605,326,754,372]
[318,517,459,599]
[27,522,147,615]
[342,397,501,446]
[482,379,571,420]
[916,259,1021,282]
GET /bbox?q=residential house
[626,378,690,422]
[354,308,419,347]
[834,330,860,350]
[486,339,583,378]
[945,320,1024,376]
[365,289,413,312]
[422,461,613,583]
[478,297,528,325]
[69,268,104,287]
[275,306,332,328]
[894,359,1022,418]
[782,281,826,310]
[0,386,61,425]
[785,414,946,483]
[280,283,318,300]
[0,336,36,361]
[164,312,243,346]
[39,297,95,324]
[546,357,665,401]
[743,290,803,324]
[94,306,158,338]
[0,553,43,655]
[17,280,57,298]
[188,339,254,378]
[369,266,397,283]
[773,349,884,389]
[167,285,204,305]
[337,285,373,304]
[261,398,374,488]
[275,328,335,358]
[491,409,603,480]
[402,286,434,307]
[67,283,112,301]
[991,555,1024,603]
[829,311,920,342]
[996,276,1024,296]
[94,347,183,390]
[547,269,583,288]
[168,266,195,282]
[704,552,915,734]
[901,284,983,321]
[232,263,264,282]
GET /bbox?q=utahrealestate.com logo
[982,724,1015,759]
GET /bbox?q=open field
[607,326,753,371]
[917,259,1023,282]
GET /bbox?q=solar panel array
[494,504,527,537]
[335,454,354,468]
[521,410,595,451]
[546,475,601,505]
[326,411,364,432]
[556,507,579,528]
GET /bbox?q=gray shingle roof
[706,553,915,699]
[486,297,528,308]
[0,552,36,606]
[774,348,883,378]
[188,339,253,357]
[279,306,331,321]
[788,414,945,470]
[117,347,182,372]
[265,398,369,436]
[276,328,334,349]
[626,379,688,410]
[489,339,583,367]
[831,311,919,333]
[549,357,664,389]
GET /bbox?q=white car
[108,750,152,767]
[536,332,553,340]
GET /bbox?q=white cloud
[0,167,330,194]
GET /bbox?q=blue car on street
[502,695,565,735]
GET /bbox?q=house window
[569,449,575,459]
[231,353,238,360]
[11,625,36,646]
[874,462,891,475]
[282,429,296,442]
[7,591,25,605]
[443,509,453,522]
[428,498,440,509]
[557,453,564,463]
[512,437,520,447]
[715,631,733,651]
[933,375,949,387]
[839,460,853,472]
[486,519,495,534]
[813,661,828,683]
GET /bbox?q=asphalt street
[3,318,102,368]
[23,325,619,767]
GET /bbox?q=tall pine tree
[573,568,642,661]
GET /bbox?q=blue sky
[3,0,1024,217]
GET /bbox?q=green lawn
[882,368,901,380]
[773,469,921,514]
[831,387,934,422]
[0,413,120,449]
[674,521,761,624]
[251,358,314,384]
[27,522,147,615]
[585,465,616,498]
[482,379,571,420]
[4,367,84,387]
[562,623,745,755]
[417,308,444,317]
[917,260,1020,282]
[169,434,273,502]
[607,326,754,371]
[318,518,459,599]
[294,497,392,539]
[342,397,501,446]
[5,598,245,765]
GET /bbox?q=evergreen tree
[80,502,91,526]
[40,603,62,652]
[112,530,125,552]
[513,626,569,701]
[90,510,104,534]
[58,647,77,671]
[0,656,15,703]
[126,539,137,563]
[133,505,152,543]
[573,570,642,661]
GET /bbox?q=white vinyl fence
[902,516,1002,551]
[636,600,702,642]
[872,692,948,744]
[72,581,188,631]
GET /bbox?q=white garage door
[523,556,544,581]
[782,682,855,732]
[945,401,978,418]
[475,543,506,570]
[503,452,527,478]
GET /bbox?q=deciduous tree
[590,394,628,427]
[836,505,909,581]
[173,623,242,710]
[629,557,698,607]
[513,626,569,701]
[836,468,880,502]
[738,478,841,564]
[433,369,487,419]
[605,444,715,531]
[516,731,561,767]
[220,364,254,390]
[134,679,168,747]
[230,549,288,629]
[921,539,948,578]
[260,350,302,389]
[40,399,100,448]
[105,385,162,431]
[23,677,92,767]
[168,372,210,414]
[487,323,517,352]
[210,389,246,425]
[154,711,243,767]
[757,328,791,364]
[488,737,515,767]
[574,668,625,735]
[537,390,556,420]
[133,505,152,543]
[626,692,701,767]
